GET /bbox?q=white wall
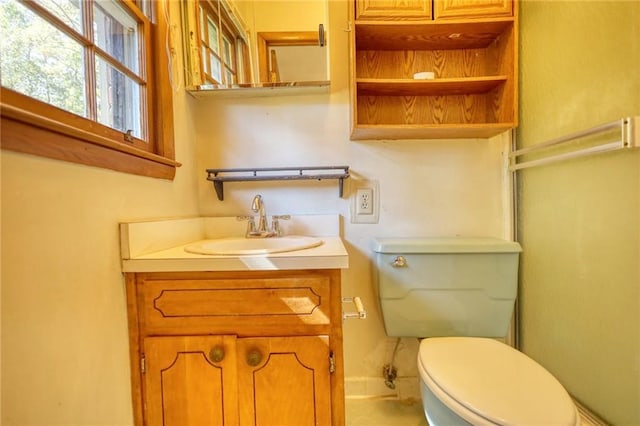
[194,0,512,397]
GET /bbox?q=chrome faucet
[252,194,269,234]
[237,195,290,238]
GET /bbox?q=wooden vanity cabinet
[350,0,518,140]
[125,269,345,426]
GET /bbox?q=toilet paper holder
[342,296,367,320]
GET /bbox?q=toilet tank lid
[371,237,522,254]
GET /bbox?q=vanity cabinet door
[143,335,331,426]
[237,336,332,426]
[143,335,239,426]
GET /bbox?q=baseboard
[573,398,609,426]
[344,376,421,402]
[345,378,609,426]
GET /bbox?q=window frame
[196,0,251,87]
[0,0,179,180]
[198,1,236,86]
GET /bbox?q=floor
[345,397,600,426]
[345,397,429,426]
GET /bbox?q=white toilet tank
[372,237,522,338]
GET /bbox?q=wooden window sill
[1,115,180,180]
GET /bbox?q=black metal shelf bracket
[206,166,350,201]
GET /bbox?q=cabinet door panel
[434,0,512,19]
[356,0,432,20]
[237,336,331,426]
[144,336,239,426]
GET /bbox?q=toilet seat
[418,337,580,426]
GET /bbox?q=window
[198,1,235,86]
[0,0,178,179]
[196,0,248,87]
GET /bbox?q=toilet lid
[418,337,578,426]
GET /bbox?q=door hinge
[329,351,336,374]
[141,355,146,374]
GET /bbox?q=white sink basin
[184,236,323,255]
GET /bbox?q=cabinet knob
[209,346,225,363]
[247,350,263,367]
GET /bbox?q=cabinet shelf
[351,123,514,140]
[356,76,508,96]
[349,4,517,140]
[355,18,514,50]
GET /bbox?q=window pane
[210,54,221,82]
[95,55,143,139]
[93,0,139,74]
[201,46,209,75]
[222,36,232,65]
[207,16,218,53]
[33,0,83,33]
[134,0,153,20]
[0,0,86,117]
[199,5,205,41]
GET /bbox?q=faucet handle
[271,215,290,237]
[237,215,256,234]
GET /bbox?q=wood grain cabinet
[350,0,518,140]
[356,0,432,20]
[125,270,345,426]
[356,0,512,20]
[434,0,512,19]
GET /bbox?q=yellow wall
[517,1,640,423]
[0,4,200,424]
[1,1,512,424]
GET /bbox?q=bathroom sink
[184,236,323,255]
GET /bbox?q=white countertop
[120,215,349,272]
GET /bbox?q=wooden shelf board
[355,18,514,50]
[356,76,508,96]
[350,123,514,140]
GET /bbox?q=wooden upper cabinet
[356,0,513,21]
[434,0,512,19]
[350,0,518,140]
[356,0,432,20]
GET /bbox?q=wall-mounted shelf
[206,166,350,200]
[350,12,518,140]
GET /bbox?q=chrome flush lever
[392,256,407,267]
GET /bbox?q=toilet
[372,237,580,426]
